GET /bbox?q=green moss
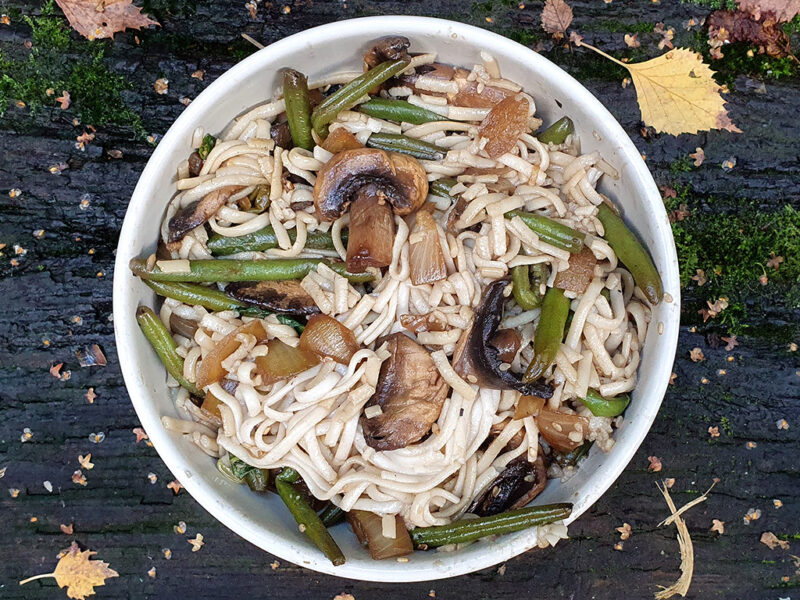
[581,21,655,34]
[679,0,738,9]
[712,44,798,88]
[720,416,733,436]
[0,1,143,135]
[502,27,542,47]
[669,155,694,175]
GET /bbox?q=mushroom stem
[346,189,395,273]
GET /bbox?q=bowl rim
[113,14,680,582]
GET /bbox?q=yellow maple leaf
[579,43,740,136]
[20,542,118,599]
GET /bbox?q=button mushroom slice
[361,332,449,451]
[346,189,395,273]
[467,454,548,516]
[364,36,411,70]
[224,280,321,317]
[167,185,243,244]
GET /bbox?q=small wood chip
[60,523,74,534]
[648,456,663,472]
[710,519,725,534]
[760,532,789,550]
[689,348,704,362]
[133,427,149,443]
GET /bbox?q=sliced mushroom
[467,454,548,516]
[489,328,522,363]
[364,36,411,70]
[168,185,242,244]
[187,151,204,177]
[554,246,598,294]
[361,332,449,451]
[313,148,428,272]
[459,279,554,398]
[224,280,320,317]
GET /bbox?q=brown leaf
[132,427,148,443]
[669,203,690,223]
[541,0,573,39]
[721,335,738,351]
[19,541,118,599]
[55,0,159,40]
[708,426,720,438]
[154,78,168,95]
[761,531,790,550]
[616,522,632,540]
[648,455,663,472]
[707,10,791,59]
[166,480,183,495]
[50,363,64,378]
[689,147,705,166]
[72,470,87,486]
[692,269,707,286]
[569,30,583,46]
[711,519,725,534]
[60,523,74,535]
[56,90,71,110]
[738,0,800,22]
[188,533,205,552]
[624,33,640,48]
[690,347,705,362]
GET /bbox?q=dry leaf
[154,78,169,95]
[19,541,118,599]
[624,33,641,48]
[669,372,677,385]
[78,454,94,470]
[708,426,720,438]
[648,456,663,472]
[738,0,800,22]
[708,10,791,59]
[669,204,690,223]
[766,253,784,269]
[85,388,96,403]
[569,30,583,46]
[744,508,762,523]
[654,22,675,50]
[188,533,205,552]
[72,470,87,486]
[692,269,707,286]
[689,348,705,362]
[689,147,705,166]
[166,480,183,495]
[56,90,71,110]
[580,45,740,136]
[541,0,573,39]
[761,531,790,550]
[132,427,148,443]
[721,335,738,351]
[333,595,356,600]
[711,519,725,534]
[55,0,158,40]
[776,419,789,430]
[617,522,632,540]
[60,523,74,535]
[50,363,64,378]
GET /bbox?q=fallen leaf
[56,90,71,110]
[707,9,791,59]
[19,541,119,599]
[654,22,675,50]
[738,0,800,22]
[669,372,677,385]
[689,347,705,362]
[132,427,148,443]
[541,0,573,39]
[617,522,632,540]
[78,454,94,470]
[569,30,583,46]
[689,147,705,166]
[708,426,720,438]
[154,78,168,95]
[648,456,663,472]
[75,344,106,367]
[711,519,725,534]
[661,185,677,199]
[776,419,789,430]
[664,477,676,488]
[761,531,790,550]
[624,33,641,48]
[766,253,784,269]
[245,0,257,19]
[692,269,707,286]
[60,523,74,535]
[55,0,159,40]
[191,69,205,80]
[72,470,87,486]
[721,335,738,351]
[668,204,690,223]
[166,480,183,495]
[85,388,96,403]
[50,363,64,378]
[580,45,740,136]
[147,567,156,578]
[744,507,762,523]
[759,273,769,285]
[188,533,204,552]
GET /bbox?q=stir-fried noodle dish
[131,36,664,564]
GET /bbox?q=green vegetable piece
[596,204,663,305]
[429,178,456,199]
[135,306,201,396]
[143,280,267,318]
[198,134,217,160]
[130,257,374,284]
[359,98,446,125]
[411,503,572,548]
[506,210,585,253]
[243,468,270,492]
[554,441,593,468]
[523,287,570,382]
[312,59,410,137]
[366,132,445,161]
[207,226,343,256]
[318,502,346,527]
[579,388,630,417]
[283,69,314,150]
[511,264,547,310]
[275,468,345,566]
[538,117,574,145]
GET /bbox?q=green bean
[429,178,457,199]
[580,388,630,417]
[244,468,270,492]
[318,502,346,527]
[207,226,343,256]
[366,132,445,161]
[135,306,201,396]
[506,210,585,253]
[523,287,570,382]
[411,503,572,549]
[537,117,574,145]
[553,441,593,468]
[359,98,446,125]
[596,203,663,305]
[312,59,409,137]
[198,133,217,160]
[275,468,345,566]
[143,280,267,317]
[130,257,374,284]
[283,69,314,150]
[511,264,547,310]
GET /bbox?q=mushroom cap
[313,147,428,221]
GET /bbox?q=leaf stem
[578,42,629,69]
[19,572,55,586]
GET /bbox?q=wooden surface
[1,1,798,599]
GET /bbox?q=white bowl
[113,16,680,582]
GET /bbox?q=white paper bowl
[113,16,680,582]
